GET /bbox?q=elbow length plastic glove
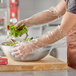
[32,25,67,48]
[15,7,60,28]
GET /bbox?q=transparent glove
[11,41,35,59]
[31,25,68,48]
[15,7,60,28]
[15,19,30,28]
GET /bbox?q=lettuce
[8,24,28,38]
[6,24,31,46]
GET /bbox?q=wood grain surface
[0,55,68,71]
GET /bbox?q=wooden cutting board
[0,55,67,71]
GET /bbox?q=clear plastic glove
[15,7,60,28]
[15,19,30,28]
[11,41,35,59]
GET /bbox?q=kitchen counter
[0,67,75,76]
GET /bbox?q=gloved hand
[11,41,35,59]
[15,19,30,28]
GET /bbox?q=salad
[3,24,33,46]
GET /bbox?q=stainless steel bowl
[1,45,51,61]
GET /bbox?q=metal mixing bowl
[1,44,51,61]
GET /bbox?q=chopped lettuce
[6,24,33,46]
[8,24,28,37]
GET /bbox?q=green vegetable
[6,24,33,46]
[5,40,20,46]
[24,38,31,41]
[8,24,28,38]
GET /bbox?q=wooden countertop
[0,55,67,71]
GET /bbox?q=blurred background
[0,0,67,62]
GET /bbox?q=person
[11,0,76,69]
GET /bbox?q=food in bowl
[1,24,49,61]
[1,44,49,61]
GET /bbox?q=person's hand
[15,19,29,28]
[11,42,34,59]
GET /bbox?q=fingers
[11,47,21,56]
[11,47,30,59]
[15,22,22,28]
[11,51,19,56]
[12,47,19,52]
[11,49,23,58]
[11,42,32,59]
[15,20,24,28]
[11,46,25,58]
[11,50,25,59]
[12,51,23,58]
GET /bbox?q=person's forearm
[26,10,58,26]
[32,12,76,49]
[25,0,66,27]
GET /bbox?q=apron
[66,0,76,68]
[67,25,76,69]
